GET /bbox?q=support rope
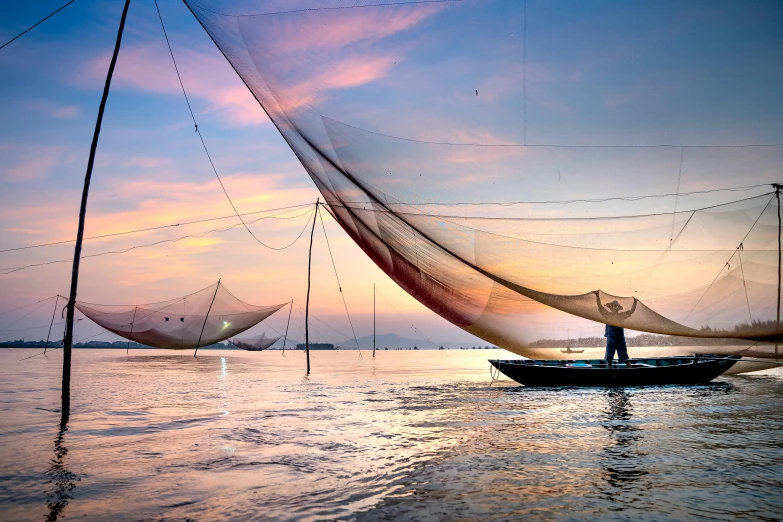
[319,207,362,356]
[737,245,754,323]
[0,0,77,51]
[154,0,298,251]
[670,147,684,241]
[375,287,438,348]
[685,194,775,320]
[0,206,316,275]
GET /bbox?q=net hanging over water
[185,0,783,356]
[228,332,282,351]
[75,282,286,350]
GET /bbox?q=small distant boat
[561,346,584,354]
[490,354,740,387]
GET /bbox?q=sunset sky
[1,0,781,347]
[0,0,487,347]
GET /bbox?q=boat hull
[490,355,739,387]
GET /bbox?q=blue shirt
[605,325,625,339]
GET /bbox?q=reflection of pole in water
[45,383,77,520]
[600,389,648,495]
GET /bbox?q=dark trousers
[605,337,629,362]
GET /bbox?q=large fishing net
[75,282,286,349]
[228,332,282,351]
[184,0,783,356]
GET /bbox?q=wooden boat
[489,354,740,387]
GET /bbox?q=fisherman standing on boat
[594,292,637,364]
[604,323,629,363]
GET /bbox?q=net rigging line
[318,205,362,354]
[0,0,76,51]
[154,0,296,251]
[187,0,462,18]
[0,203,314,254]
[669,147,685,241]
[0,321,65,336]
[684,193,775,321]
[293,302,370,350]
[317,114,783,149]
[334,189,775,221]
[0,296,59,334]
[0,295,59,318]
[361,182,770,205]
[374,287,438,347]
[218,283,292,348]
[0,206,316,275]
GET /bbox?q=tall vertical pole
[282,300,292,355]
[126,306,137,355]
[194,280,221,357]
[373,284,376,358]
[776,185,781,331]
[305,200,319,374]
[776,185,781,354]
[61,0,131,415]
[44,295,60,355]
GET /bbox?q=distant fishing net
[185,0,783,355]
[75,282,286,349]
[228,332,281,351]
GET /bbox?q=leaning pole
[305,199,319,374]
[61,0,131,414]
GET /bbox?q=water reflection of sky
[0,349,781,521]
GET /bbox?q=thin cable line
[522,0,527,146]
[0,297,57,334]
[319,114,783,149]
[332,183,771,209]
[292,302,368,350]
[375,287,437,346]
[187,0,461,18]
[330,190,774,223]
[319,209,362,353]
[0,0,76,51]
[684,194,774,320]
[670,147,684,241]
[0,203,313,254]
[737,245,754,323]
[0,320,65,336]
[155,0,299,251]
[0,206,316,275]
[0,295,58,317]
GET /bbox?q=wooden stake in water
[305,200,319,374]
[282,300,292,355]
[127,306,137,355]
[61,0,131,414]
[44,295,60,355]
[194,280,220,357]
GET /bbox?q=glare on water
[0,348,781,521]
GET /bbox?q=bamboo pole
[194,280,220,357]
[373,284,376,358]
[61,0,131,414]
[282,300,292,355]
[305,200,319,373]
[126,306,137,355]
[44,295,59,355]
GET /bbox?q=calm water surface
[0,348,781,521]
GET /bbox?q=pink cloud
[3,155,57,181]
[83,43,268,126]
[273,4,443,53]
[53,105,81,118]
